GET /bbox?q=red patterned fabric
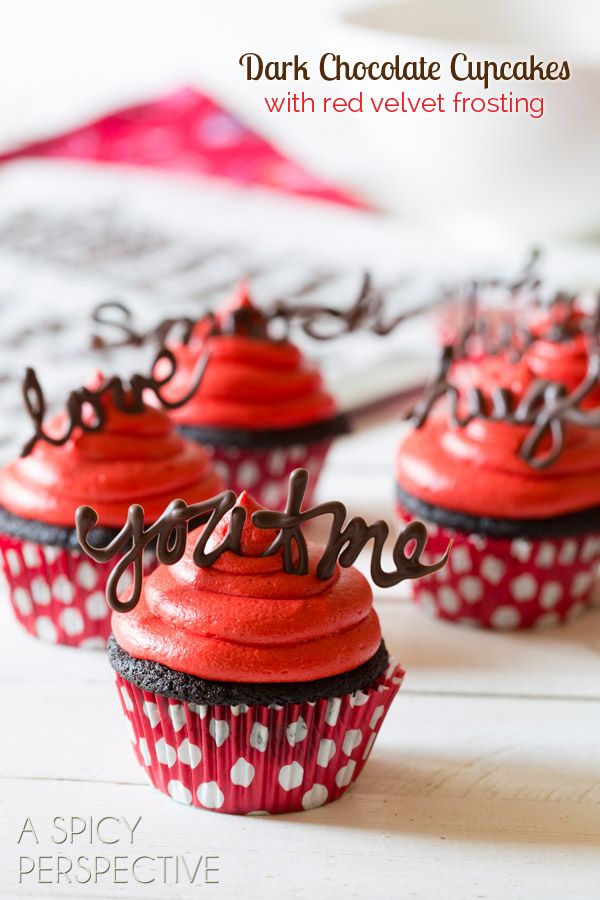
[0,87,365,208]
[397,505,600,630]
[115,660,402,815]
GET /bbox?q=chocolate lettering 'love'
[21,346,209,457]
[76,468,449,612]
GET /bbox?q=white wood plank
[2,581,600,701]
[1,693,598,899]
[378,598,600,700]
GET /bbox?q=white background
[1,0,600,242]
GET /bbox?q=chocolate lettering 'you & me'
[76,469,450,612]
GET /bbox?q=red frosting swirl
[397,354,600,519]
[525,334,600,406]
[112,493,382,682]
[0,381,223,527]
[522,305,600,404]
[163,284,338,430]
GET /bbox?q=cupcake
[524,298,600,405]
[395,341,600,630]
[161,283,348,508]
[0,364,223,648]
[76,468,447,814]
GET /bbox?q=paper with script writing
[0,160,441,460]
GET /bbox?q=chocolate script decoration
[89,273,434,349]
[409,341,600,469]
[91,300,199,349]
[91,292,270,347]
[252,469,438,585]
[75,468,449,612]
[444,248,600,359]
[21,346,209,457]
[451,282,534,362]
[532,292,600,343]
[272,272,433,340]
[90,295,273,349]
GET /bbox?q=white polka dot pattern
[209,718,229,747]
[286,717,307,747]
[114,659,403,815]
[278,762,304,791]
[490,605,521,630]
[341,729,362,755]
[509,573,539,602]
[325,698,341,726]
[249,723,269,752]
[155,738,177,767]
[168,780,193,805]
[204,439,332,510]
[317,739,336,767]
[167,704,187,732]
[396,503,600,630]
[230,758,255,787]
[197,782,225,809]
[335,760,357,788]
[0,533,157,647]
[177,739,202,768]
[302,784,328,810]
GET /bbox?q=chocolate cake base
[108,635,390,707]
[396,484,600,540]
[0,505,121,551]
[0,505,208,551]
[178,413,349,450]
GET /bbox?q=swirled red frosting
[112,492,382,682]
[163,284,338,430]
[524,334,600,406]
[522,305,600,404]
[0,380,223,527]
[396,354,600,519]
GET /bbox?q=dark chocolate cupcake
[396,346,600,630]
[0,368,223,647]
[76,470,446,814]
[160,283,348,508]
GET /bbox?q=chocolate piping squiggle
[21,346,210,457]
[75,468,449,612]
[409,341,600,468]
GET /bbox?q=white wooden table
[1,420,599,900]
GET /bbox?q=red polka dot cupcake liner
[115,660,403,815]
[396,505,600,629]
[0,533,155,648]
[207,439,332,509]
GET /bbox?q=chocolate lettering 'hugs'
[20,346,209,457]
[410,340,600,468]
[76,469,449,612]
